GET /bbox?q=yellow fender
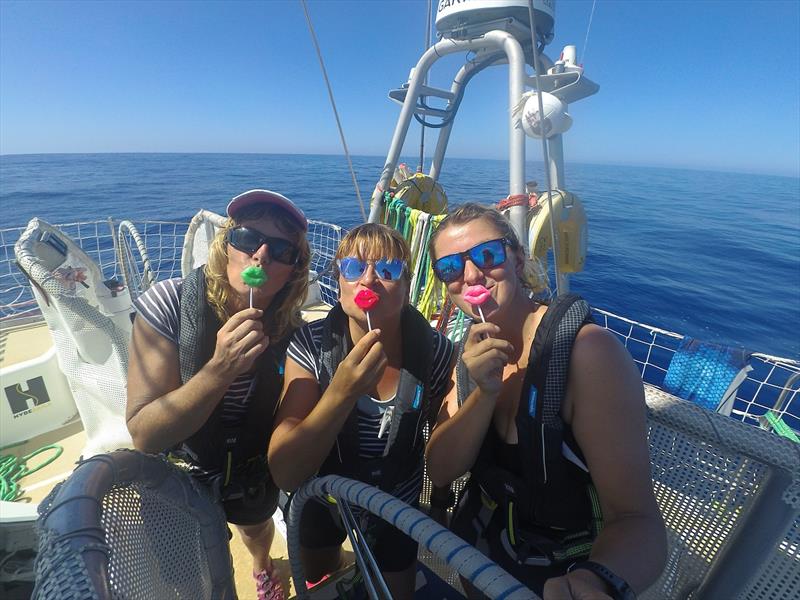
[528,190,588,273]
[393,173,448,215]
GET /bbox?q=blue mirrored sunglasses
[337,257,406,282]
[433,238,509,283]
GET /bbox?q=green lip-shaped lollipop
[242,266,267,308]
[241,265,267,288]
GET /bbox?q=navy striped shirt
[287,318,454,503]
[133,277,256,481]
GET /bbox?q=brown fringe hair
[333,223,412,284]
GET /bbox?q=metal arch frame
[368,29,563,254]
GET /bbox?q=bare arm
[426,322,512,487]
[544,325,666,599]
[126,308,267,453]
[268,328,387,491]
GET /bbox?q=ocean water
[1,152,798,358]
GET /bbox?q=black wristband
[568,561,636,600]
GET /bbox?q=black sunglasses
[433,238,509,283]
[226,226,300,265]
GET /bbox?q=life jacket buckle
[500,527,554,567]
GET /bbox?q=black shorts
[222,478,280,526]
[299,497,419,573]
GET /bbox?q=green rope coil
[0,444,63,501]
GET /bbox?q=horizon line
[1,150,797,180]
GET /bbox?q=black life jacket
[177,267,287,484]
[317,302,433,494]
[453,294,602,566]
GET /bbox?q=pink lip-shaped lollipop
[463,285,491,322]
[355,288,380,331]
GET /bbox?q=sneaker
[254,565,285,600]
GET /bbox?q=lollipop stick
[249,288,254,309]
[366,312,372,332]
[477,306,485,323]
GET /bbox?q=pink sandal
[306,573,332,590]
[253,564,285,600]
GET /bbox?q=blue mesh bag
[663,338,751,413]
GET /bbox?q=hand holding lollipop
[463,285,491,322]
[354,288,380,331]
[241,265,267,308]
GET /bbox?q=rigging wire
[300,0,367,221]
[418,0,434,173]
[527,0,563,296]
[579,0,598,65]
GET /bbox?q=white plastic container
[1,344,78,448]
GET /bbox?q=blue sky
[1,0,798,177]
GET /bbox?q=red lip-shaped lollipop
[354,289,379,331]
[355,289,379,310]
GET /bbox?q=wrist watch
[567,561,636,600]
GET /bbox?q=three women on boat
[425,203,667,599]
[126,189,311,600]
[268,223,454,599]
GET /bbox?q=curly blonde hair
[204,203,311,341]
[428,202,550,297]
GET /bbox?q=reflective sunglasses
[226,226,300,265]
[433,238,509,283]
[337,257,406,282]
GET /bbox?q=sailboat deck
[0,320,53,370]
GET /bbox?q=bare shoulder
[572,323,629,363]
[275,355,322,422]
[563,323,645,423]
[571,324,641,384]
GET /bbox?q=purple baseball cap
[227,189,308,231]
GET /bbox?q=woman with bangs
[127,190,311,600]
[269,223,454,599]
[425,204,665,600]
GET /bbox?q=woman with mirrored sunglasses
[127,189,311,600]
[269,223,454,599]
[425,204,666,600]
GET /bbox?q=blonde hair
[204,203,311,341]
[334,223,412,284]
[428,202,550,297]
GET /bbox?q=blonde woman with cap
[127,189,311,600]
